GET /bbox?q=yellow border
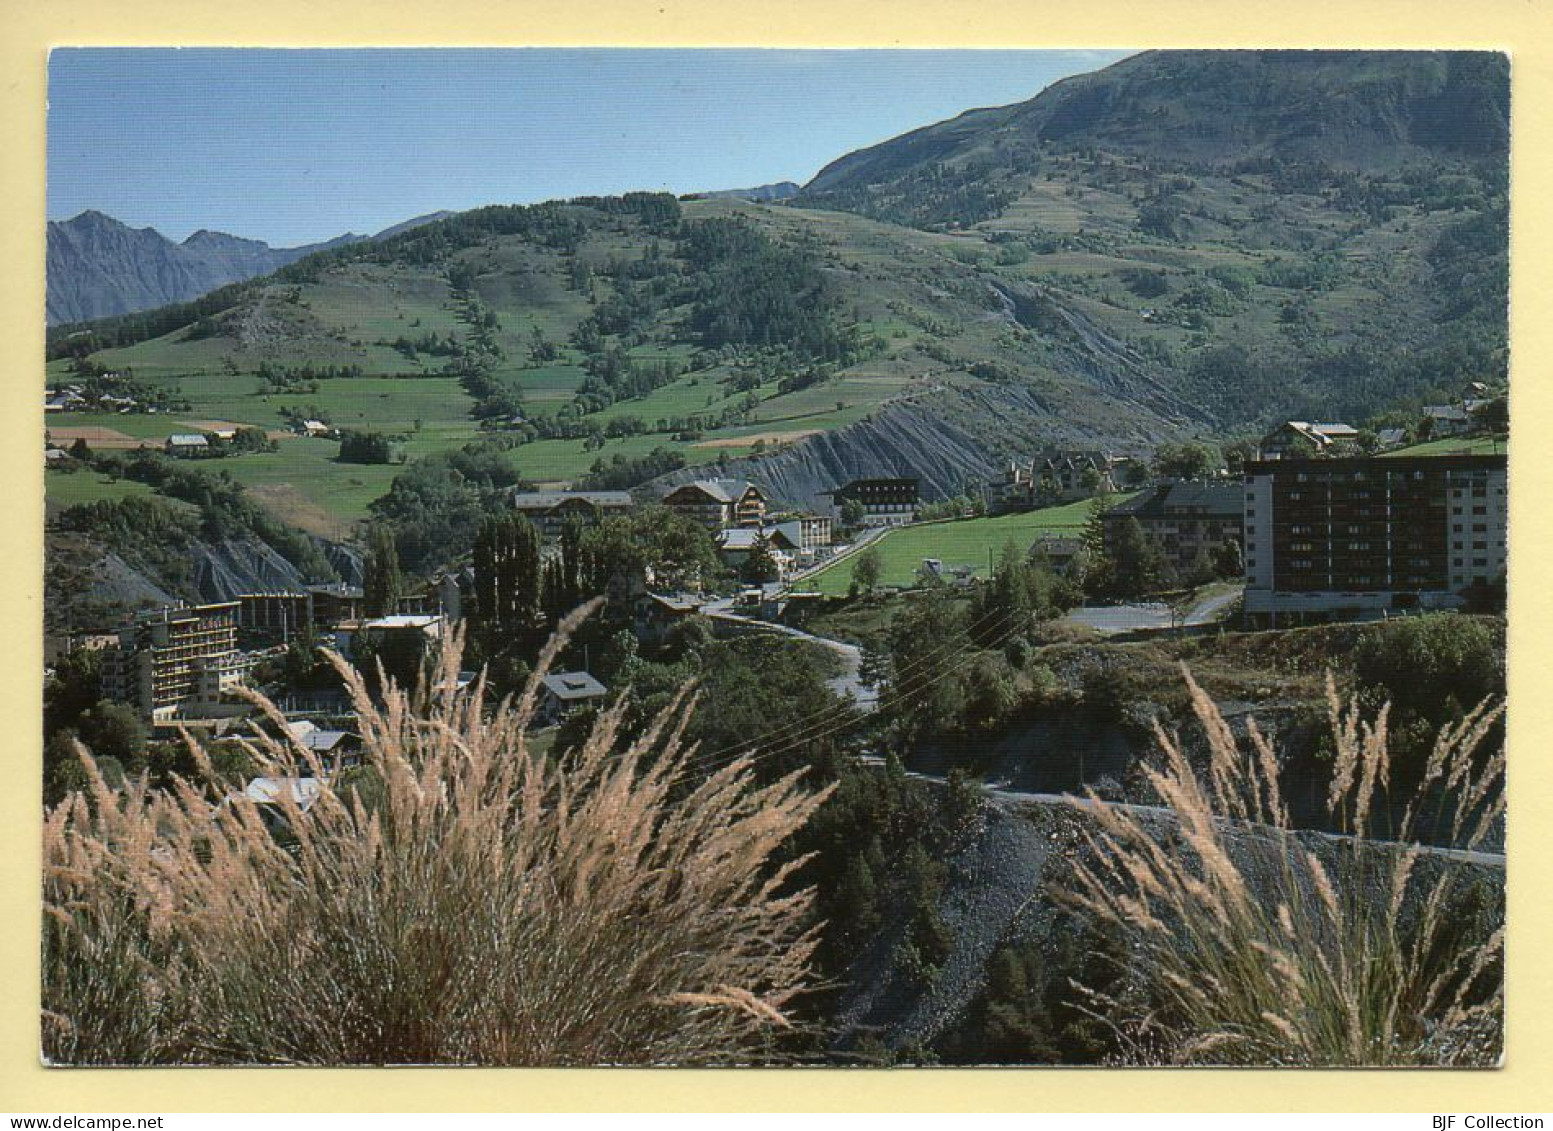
[5,0,1551,1113]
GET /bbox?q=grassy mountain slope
[46,51,1508,565]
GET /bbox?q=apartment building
[1242,454,1507,626]
[101,601,246,721]
[1102,481,1244,577]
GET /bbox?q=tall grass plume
[43,604,834,1065]
[1063,667,1504,1066]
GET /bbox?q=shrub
[43,605,833,1065]
[1063,668,1504,1066]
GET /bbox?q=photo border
[4,0,1549,1112]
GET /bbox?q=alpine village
[42,51,1508,1068]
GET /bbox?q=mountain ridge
[47,210,455,326]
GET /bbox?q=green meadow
[800,497,1118,596]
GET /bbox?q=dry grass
[43,603,834,1065]
[1063,666,1504,1066]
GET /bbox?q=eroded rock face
[644,383,1171,512]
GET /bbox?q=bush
[43,607,833,1065]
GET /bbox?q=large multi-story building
[101,602,246,721]
[1242,454,1508,626]
[660,479,768,530]
[509,489,634,538]
[1102,481,1244,577]
[826,477,920,527]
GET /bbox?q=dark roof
[1245,453,1507,476]
[825,477,920,499]
[1107,481,1242,520]
[540,671,607,701]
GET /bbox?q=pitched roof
[167,433,209,446]
[666,478,761,504]
[540,671,607,701]
[510,490,634,510]
[1108,481,1242,520]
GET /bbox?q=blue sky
[47,48,1131,247]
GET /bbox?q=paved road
[704,598,879,710]
[785,524,890,588]
[860,757,1504,870]
[1063,586,1243,634]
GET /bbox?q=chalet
[1102,481,1244,577]
[716,526,799,577]
[538,671,608,725]
[1375,427,1410,450]
[1258,421,1361,460]
[509,489,634,538]
[660,478,768,530]
[826,477,919,527]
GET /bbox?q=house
[1257,421,1361,460]
[716,526,798,577]
[333,613,443,661]
[538,671,608,725]
[165,433,210,455]
[44,390,84,413]
[1102,481,1244,578]
[509,489,634,538]
[1027,533,1085,575]
[1423,405,1472,437]
[295,419,334,438]
[660,479,769,530]
[825,477,919,527]
[1242,454,1507,627]
[1375,428,1410,450]
[284,719,363,767]
[994,450,1123,511]
[634,592,708,647]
